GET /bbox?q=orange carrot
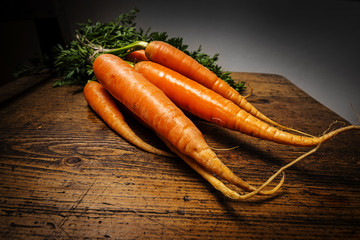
[93,53,280,194]
[134,61,359,146]
[125,49,148,63]
[144,41,311,136]
[83,80,173,157]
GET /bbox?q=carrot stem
[106,41,148,57]
[76,33,148,62]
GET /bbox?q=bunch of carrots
[84,40,359,199]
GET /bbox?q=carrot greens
[52,9,245,90]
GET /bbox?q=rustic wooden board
[0,73,359,239]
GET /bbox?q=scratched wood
[0,73,359,239]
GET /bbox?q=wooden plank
[0,73,359,239]
[0,73,52,105]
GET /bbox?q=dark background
[1,0,359,124]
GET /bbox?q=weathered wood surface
[0,72,359,239]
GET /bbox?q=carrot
[93,53,281,194]
[134,61,360,146]
[125,49,148,63]
[83,80,174,157]
[113,96,284,198]
[144,41,312,136]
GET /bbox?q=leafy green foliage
[45,8,245,91]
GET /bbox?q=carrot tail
[255,111,315,137]
[160,136,285,199]
[179,151,283,199]
[251,123,359,147]
[180,143,320,200]
[236,83,312,135]
[237,95,315,137]
[234,144,320,199]
[314,124,360,144]
[118,126,175,158]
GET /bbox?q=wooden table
[0,72,359,239]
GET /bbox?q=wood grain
[0,73,359,239]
